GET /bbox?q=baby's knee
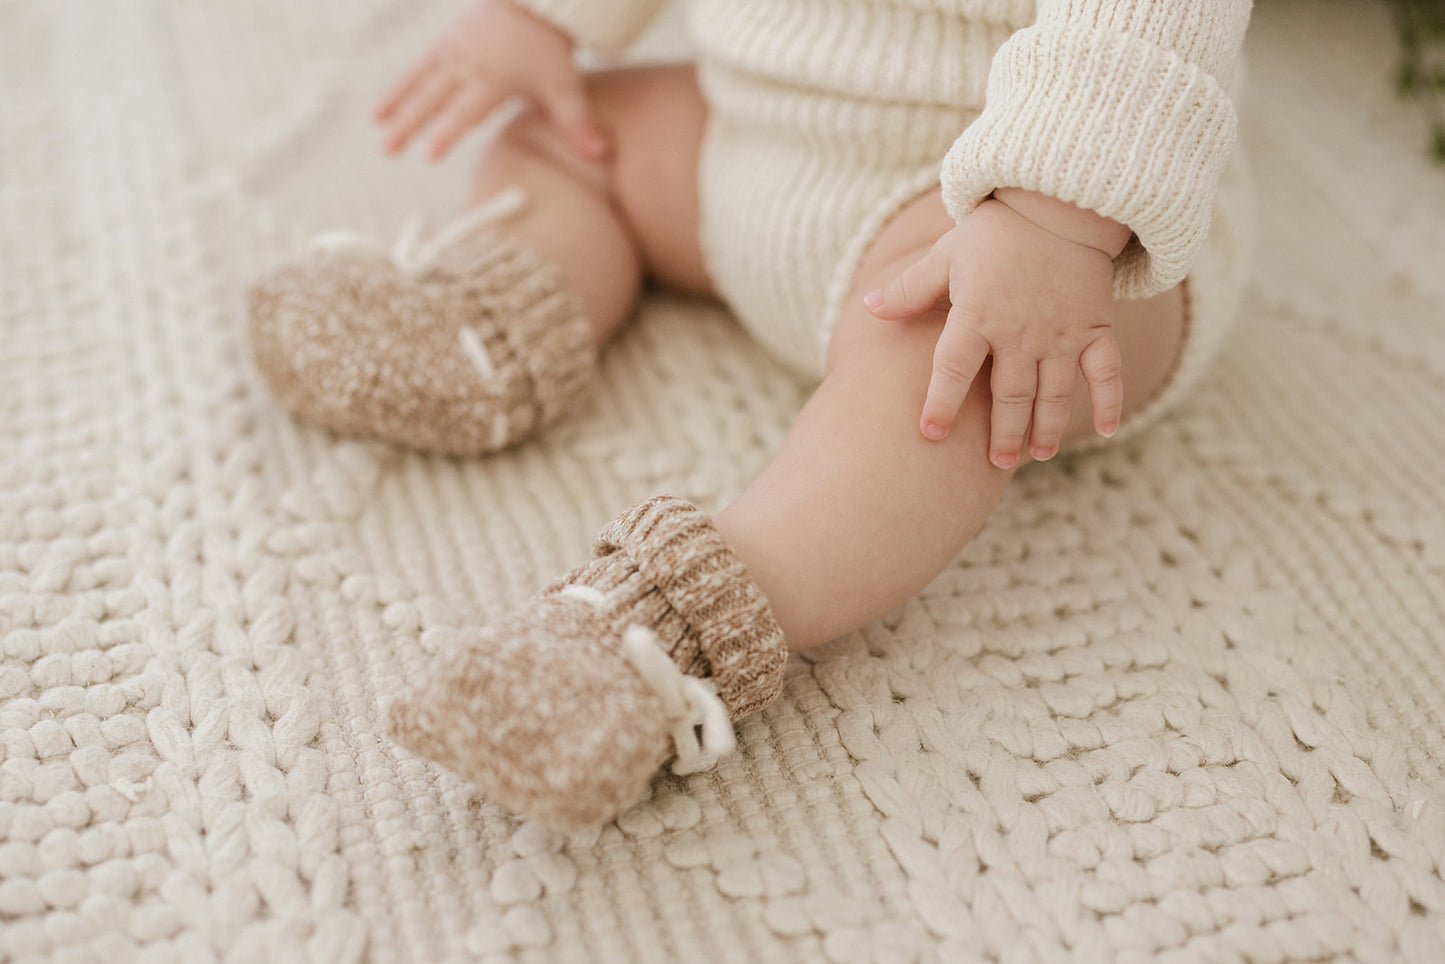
[474,102,613,199]
[822,301,1001,434]
[823,300,946,383]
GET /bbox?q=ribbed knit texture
[585,495,789,717]
[940,1,1254,299]
[248,228,597,455]
[387,496,787,830]
[7,2,1445,961]
[522,0,1251,381]
[526,0,1249,302]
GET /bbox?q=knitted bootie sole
[247,191,596,456]
[385,496,789,831]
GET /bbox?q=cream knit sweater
[519,0,1252,300]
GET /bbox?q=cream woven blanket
[3,1,1444,961]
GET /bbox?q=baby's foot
[247,191,596,456]
[385,496,789,830]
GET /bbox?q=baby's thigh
[826,192,1185,445]
[584,65,713,296]
[483,64,712,297]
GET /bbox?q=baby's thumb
[541,81,610,161]
[863,248,950,319]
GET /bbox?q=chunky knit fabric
[7,3,1445,960]
[247,216,596,456]
[523,0,1251,299]
[386,496,787,830]
[567,496,788,718]
[940,1,1253,299]
[520,0,1254,422]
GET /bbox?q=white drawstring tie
[309,186,529,275]
[306,187,531,446]
[621,625,736,774]
[559,585,737,773]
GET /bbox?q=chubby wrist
[990,188,1132,259]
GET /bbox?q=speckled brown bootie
[385,496,789,831]
[247,190,596,456]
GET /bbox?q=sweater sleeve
[513,0,670,53]
[939,0,1253,299]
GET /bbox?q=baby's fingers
[1027,355,1078,461]
[375,55,436,123]
[426,85,501,160]
[863,248,950,319]
[383,72,460,154]
[1079,332,1124,439]
[988,353,1037,469]
[538,75,611,161]
[920,319,989,442]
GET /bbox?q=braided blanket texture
[3,1,1444,961]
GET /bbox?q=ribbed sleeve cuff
[940,25,1238,299]
[514,0,668,52]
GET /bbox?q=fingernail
[1031,447,1055,462]
[863,289,884,310]
[921,420,947,441]
[992,452,1018,469]
[1101,424,1118,438]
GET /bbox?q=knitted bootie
[385,495,789,831]
[247,189,596,456]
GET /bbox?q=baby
[248,0,1254,830]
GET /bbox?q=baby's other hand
[864,190,1129,469]
[374,0,609,162]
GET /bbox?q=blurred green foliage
[1391,0,1445,159]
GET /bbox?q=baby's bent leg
[715,193,1185,650]
[382,197,1184,826]
[248,65,711,456]
[469,64,712,347]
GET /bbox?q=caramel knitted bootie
[385,496,789,831]
[247,189,596,456]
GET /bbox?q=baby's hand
[374,0,609,161]
[864,189,1130,468]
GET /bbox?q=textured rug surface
[3,2,1445,961]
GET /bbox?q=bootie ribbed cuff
[586,495,788,718]
[386,496,788,830]
[247,224,596,456]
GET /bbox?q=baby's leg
[384,190,1189,828]
[468,63,713,345]
[249,65,709,455]
[381,127,1189,830]
[714,193,1186,650]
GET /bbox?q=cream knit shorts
[694,64,1252,441]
